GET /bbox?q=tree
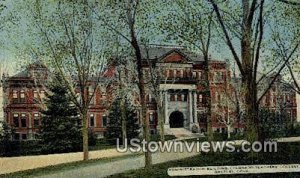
[25,0,110,160]
[207,0,300,141]
[0,121,14,156]
[106,97,140,145]
[39,76,81,154]
[93,0,156,167]
[258,108,289,139]
[158,0,215,140]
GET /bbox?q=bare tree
[92,0,154,167]
[29,0,109,160]
[208,0,300,141]
[158,0,216,140]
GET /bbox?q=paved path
[1,136,300,176]
[36,147,199,178]
[0,149,132,175]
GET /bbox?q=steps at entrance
[166,128,198,138]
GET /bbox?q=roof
[140,46,204,62]
[11,70,30,78]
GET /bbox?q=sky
[0,0,298,78]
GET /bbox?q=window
[177,94,182,101]
[286,94,290,103]
[183,94,187,101]
[221,128,225,133]
[169,70,173,78]
[33,90,38,98]
[176,70,181,78]
[20,90,25,103]
[198,71,202,80]
[40,90,45,99]
[33,90,38,102]
[150,129,156,135]
[34,113,40,127]
[181,94,185,101]
[180,70,183,78]
[198,94,203,103]
[149,113,155,125]
[21,114,27,127]
[89,114,95,127]
[13,113,19,127]
[170,94,175,101]
[192,71,196,78]
[102,115,107,127]
[22,134,27,140]
[89,87,95,105]
[12,90,18,103]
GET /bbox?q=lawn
[109,142,300,178]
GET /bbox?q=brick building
[2,46,297,140]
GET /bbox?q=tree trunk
[241,0,259,142]
[120,97,127,146]
[81,110,89,160]
[227,125,231,139]
[203,55,213,141]
[241,70,259,142]
[130,33,152,168]
[157,104,165,142]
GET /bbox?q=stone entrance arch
[169,111,184,128]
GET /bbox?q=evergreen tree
[106,98,140,145]
[39,76,82,154]
[0,121,14,156]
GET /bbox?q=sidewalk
[1,136,300,175]
[0,148,132,175]
[37,146,199,178]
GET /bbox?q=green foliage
[106,98,140,145]
[287,123,300,137]
[149,134,176,142]
[0,121,15,156]
[39,76,82,154]
[212,132,228,141]
[88,129,97,147]
[258,108,290,139]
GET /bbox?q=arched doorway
[169,111,184,128]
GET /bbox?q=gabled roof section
[140,45,204,63]
[159,49,190,63]
[11,70,30,78]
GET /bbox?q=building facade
[2,46,298,140]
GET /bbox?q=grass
[109,142,300,178]
[89,139,115,151]
[1,153,141,178]
[150,134,177,142]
